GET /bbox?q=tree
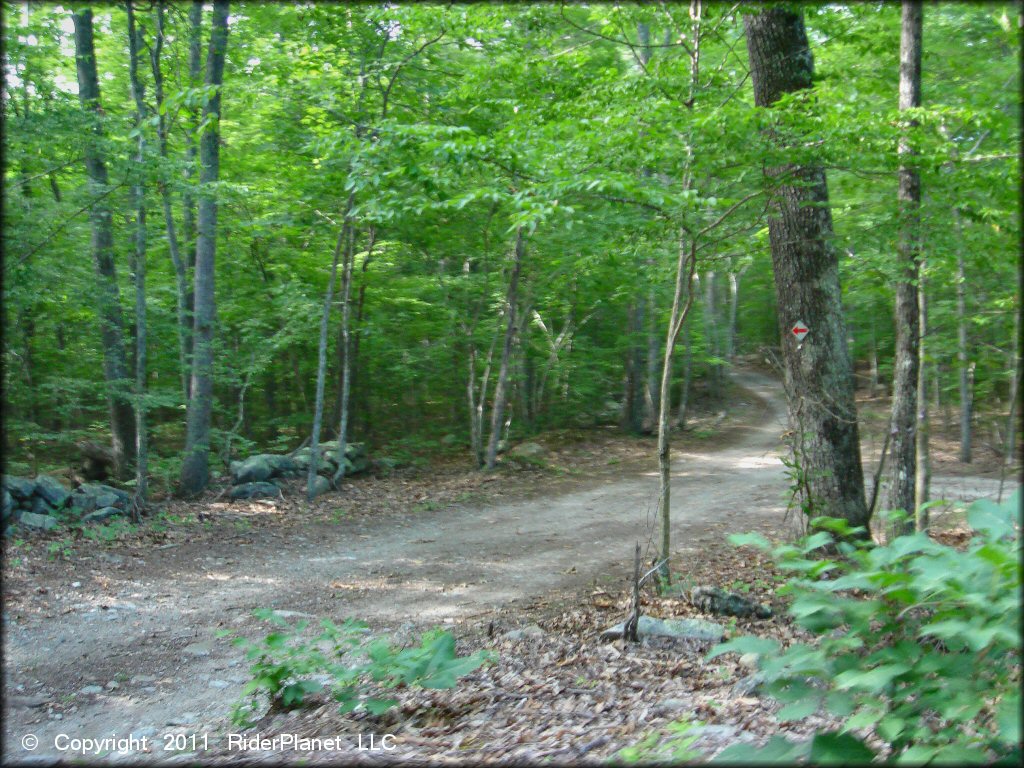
[744,6,869,531]
[72,7,137,479]
[180,0,229,496]
[887,0,923,536]
[126,0,149,506]
[485,228,524,471]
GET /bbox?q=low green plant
[223,609,493,727]
[46,538,73,560]
[708,492,1022,764]
[616,718,703,763]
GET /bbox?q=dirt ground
[3,368,1016,764]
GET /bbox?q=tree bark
[332,214,358,486]
[887,0,923,537]
[150,1,191,403]
[182,0,204,382]
[73,8,137,479]
[127,1,149,506]
[180,0,229,496]
[955,213,972,463]
[307,222,346,500]
[658,232,699,581]
[915,270,930,531]
[485,228,524,470]
[744,7,869,531]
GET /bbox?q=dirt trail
[3,370,1014,763]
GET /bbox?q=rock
[9,694,49,709]
[688,586,772,619]
[292,453,332,474]
[183,641,213,657]
[265,455,298,475]
[229,482,279,500]
[344,442,367,461]
[510,442,547,460]
[345,454,370,476]
[3,476,36,500]
[69,491,98,515]
[600,615,725,643]
[132,727,159,740]
[31,496,54,516]
[230,455,273,484]
[496,439,509,454]
[691,724,743,741]
[78,483,131,508]
[732,673,768,698]
[19,512,58,531]
[208,679,230,689]
[738,652,760,670]
[2,489,14,521]
[80,685,103,695]
[503,624,545,641]
[308,476,332,500]
[440,434,458,447]
[82,507,124,524]
[34,475,71,508]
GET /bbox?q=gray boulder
[3,476,36,500]
[265,455,298,475]
[31,497,54,516]
[689,586,772,619]
[34,475,71,508]
[2,489,13,521]
[373,457,402,473]
[510,442,547,460]
[292,453,332,474]
[230,455,274,484]
[229,482,279,500]
[69,491,98,515]
[82,507,124,524]
[601,615,724,643]
[344,442,367,461]
[308,476,332,500]
[19,512,58,531]
[79,483,131,506]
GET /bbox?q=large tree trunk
[150,2,191,403]
[182,0,204,385]
[127,2,149,506]
[73,8,137,479]
[180,0,229,496]
[887,0,923,537]
[484,228,524,471]
[955,215,973,463]
[915,270,930,530]
[306,223,346,500]
[744,7,869,531]
[332,217,357,486]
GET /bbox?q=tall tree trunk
[1003,309,1021,467]
[332,212,357,486]
[150,2,190,403]
[915,271,930,531]
[127,2,149,506]
[955,214,972,463]
[180,0,229,496]
[485,228,524,470]
[727,267,745,361]
[306,223,346,500]
[744,7,869,531]
[73,8,137,479]
[182,0,204,384]
[887,0,923,537]
[658,232,699,582]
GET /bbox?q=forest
[2,1,1020,765]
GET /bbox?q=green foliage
[711,492,1022,764]
[615,718,703,764]
[223,609,492,727]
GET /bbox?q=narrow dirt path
[3,370,1013,763]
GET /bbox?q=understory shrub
[708,492,1021,764]
[223,609,493,727]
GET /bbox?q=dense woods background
[3,2,1019,493]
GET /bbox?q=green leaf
[777,698,820,721]
[728,532,771,550]
[996,691,1022,746]
[808,732,875,764]
[833,663,910,692]
[714,735,809,764]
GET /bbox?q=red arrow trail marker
[791,322,809,342]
